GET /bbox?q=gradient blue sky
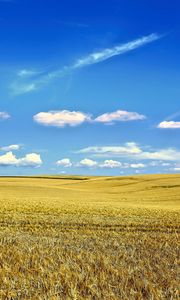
[0,0,180,175]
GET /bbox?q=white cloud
[149,161,159,167]
[135,170,141,174]
[0,152,42,167]
[0,152,17,166]
[102,161,146,169]
[173,167,180,171]
[168,163,180,172]
[158,121,180,129]
[12,33,162,95]
[33,110,146,128]
[18,153,42,167]
[33,110,91,127]
[33,109,147,128]
[78,142,180,161]
[128,163,145,168]
[0,144,21,151]
[56,158,72,167]
[122,162,146,169]
[95,110,146,124]
[11,83,36,95]
[54,157,147,170]
[100,160,122,168]
[0,112,10,120]
[78,142,142,155]
[17,69,41,78]
[139,149,180,161]
[73,33,161,68]
[160,162,171,167]
[79,158,97,167]
[148,161,171,167]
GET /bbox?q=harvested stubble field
[0,174,179,300]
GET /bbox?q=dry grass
[0,174,179,299]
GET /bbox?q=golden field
[0,174,179,300]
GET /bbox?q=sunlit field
[0,174,179,299]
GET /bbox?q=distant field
[0,174,179,299]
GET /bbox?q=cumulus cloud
[100,160,122,168]
[55,157,146,170]
[100,161,145,169]
[94,110,146,124]
[56,158,72,167]
[33,110,146,128]
[0,112,10,120]
[0,152,42,167]
[0,144,21,151]
[0,152,17,166]
[33,110,91,127]
[78,142,180,161]
[158,121,180,129]
[18,153,42,167]
[79,158,97,167]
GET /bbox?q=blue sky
[0,0,180,175]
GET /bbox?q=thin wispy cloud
[164,110,180,121]
[0,144,21,151]
[0,111,10,120]
[17,69,43,78]
[11,82,36,95]
[55,20,89,28]
[73,33,161,69]
[78,142,180,161]
[11,33,162,95]
[78,142,142,155]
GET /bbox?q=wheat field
[0,174,179,299]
